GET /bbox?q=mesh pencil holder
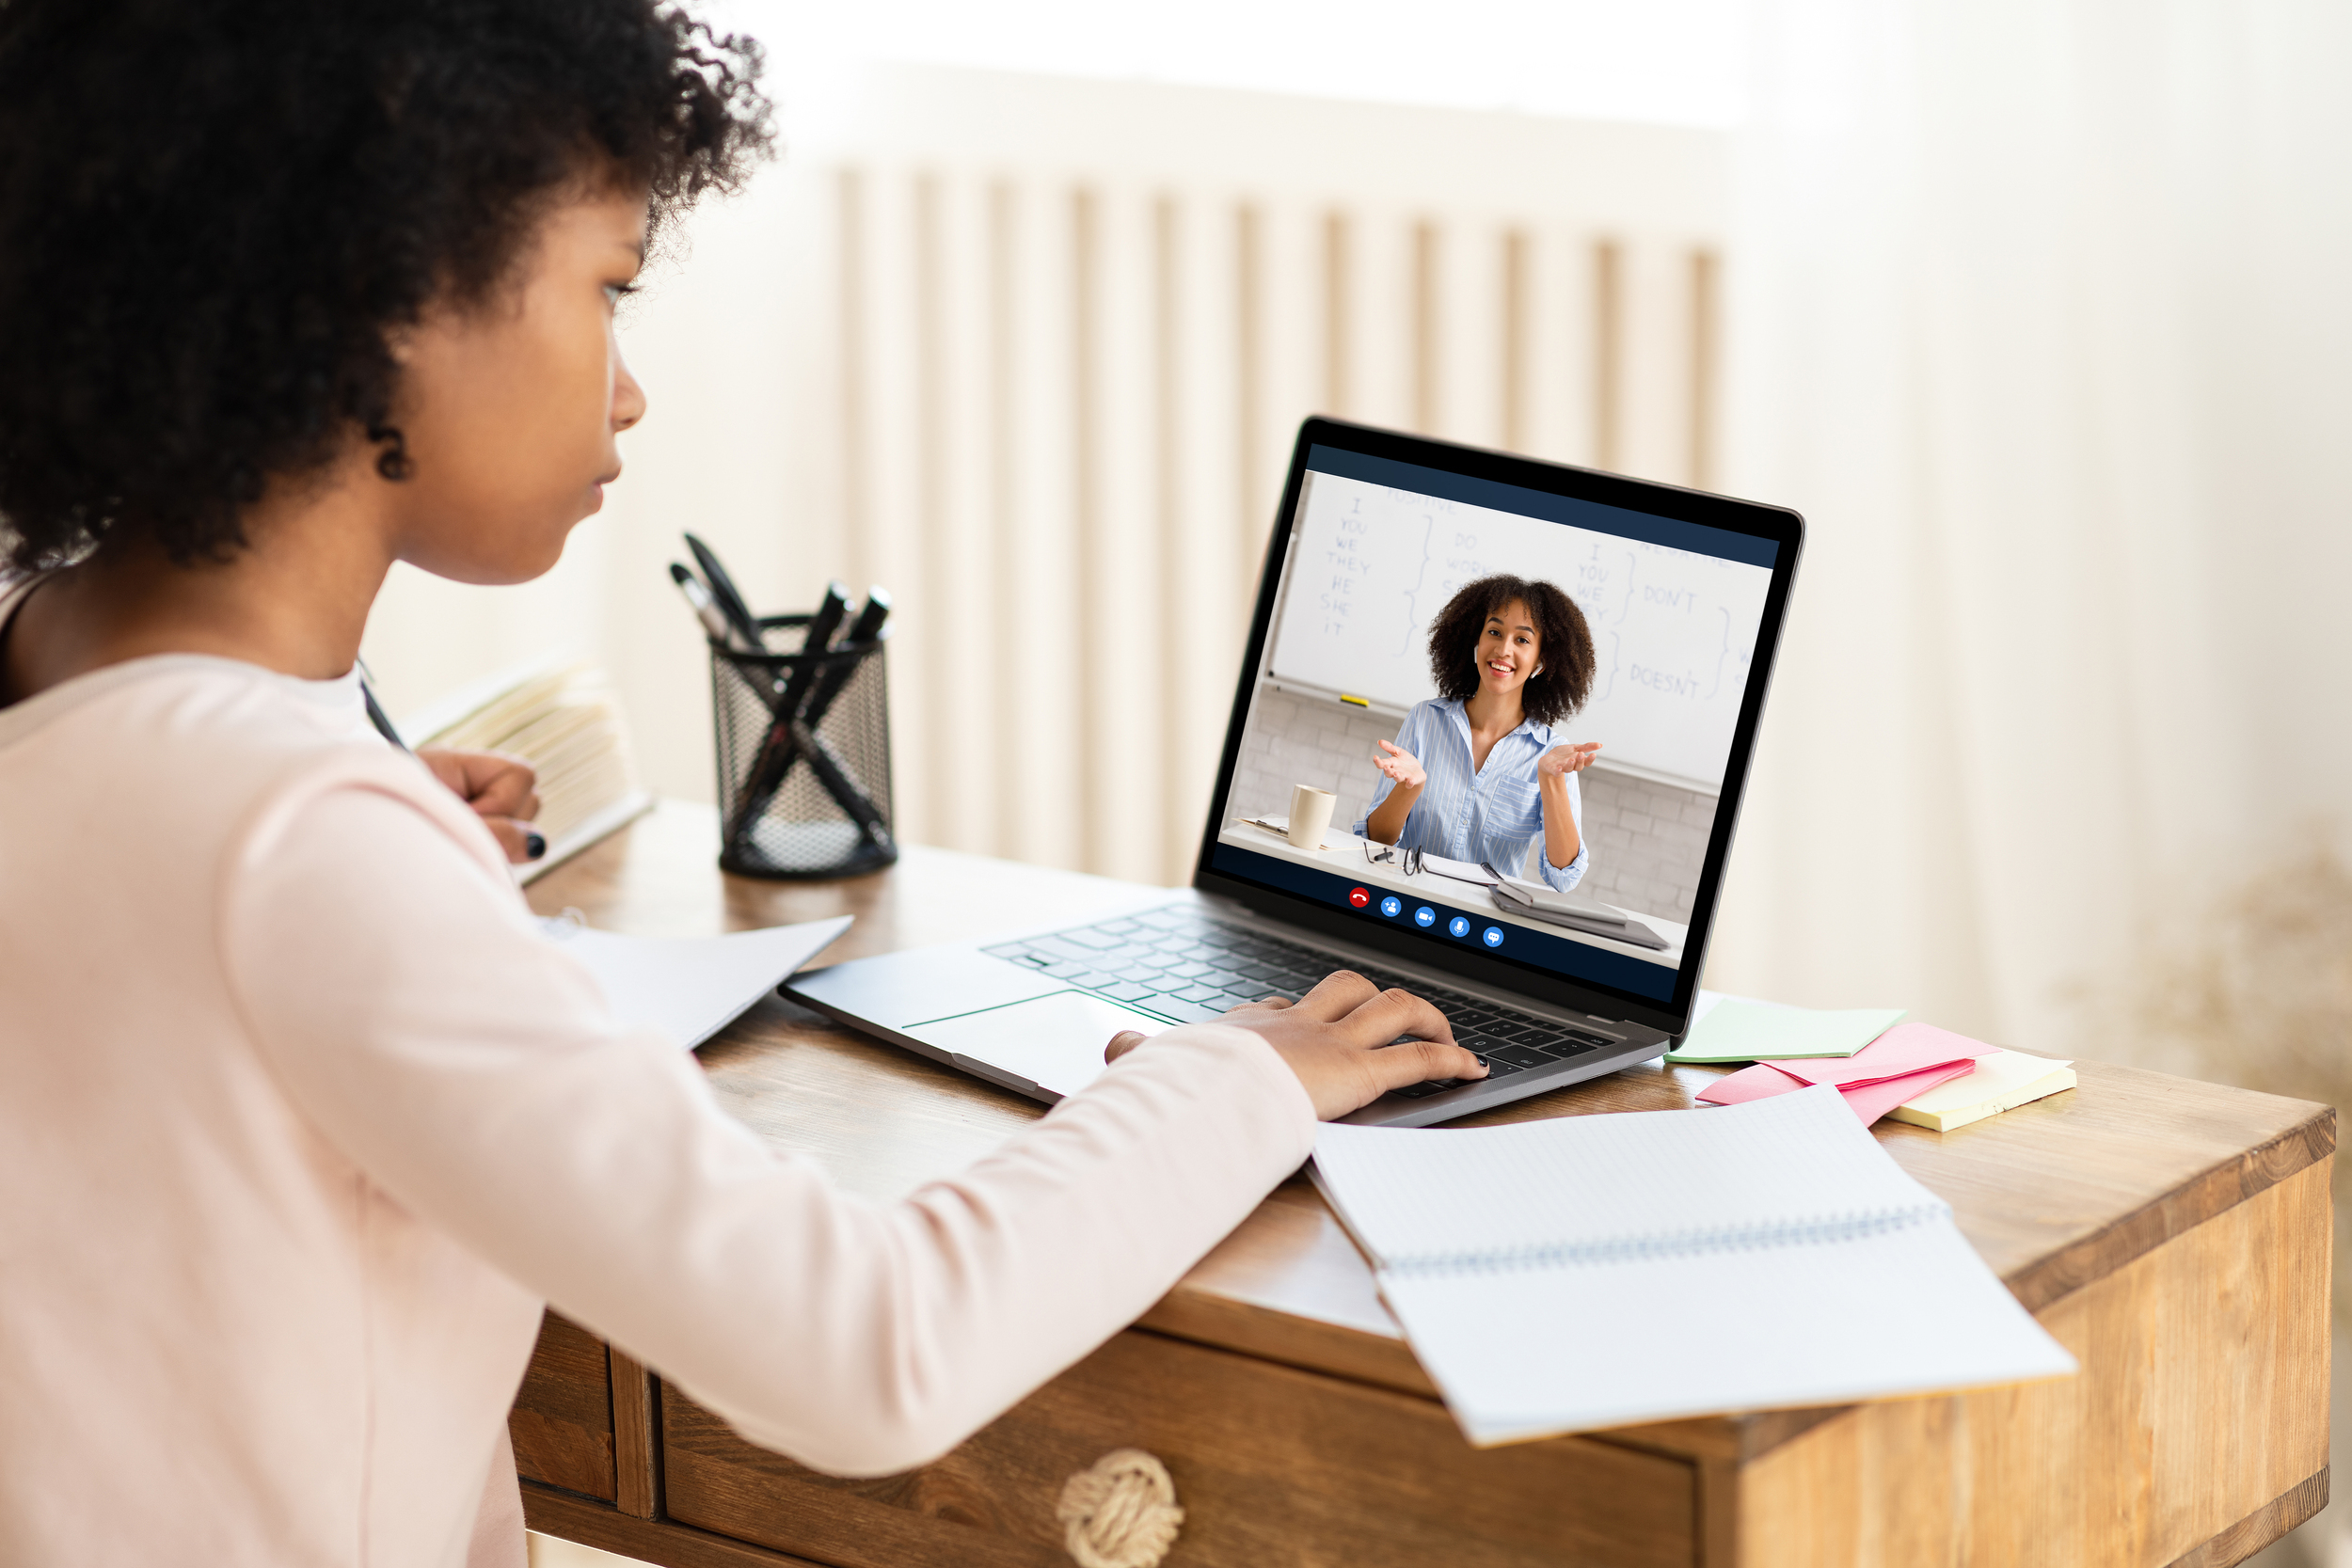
[709,613,898,880]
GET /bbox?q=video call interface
[1210,446,1780,1005]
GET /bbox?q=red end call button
[1347,886,1372,909]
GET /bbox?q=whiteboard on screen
[1267,472,1771,793]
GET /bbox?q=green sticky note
[1665,1001,1908,1063]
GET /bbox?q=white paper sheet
[539,915,854,1051]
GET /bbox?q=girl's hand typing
[1104,971,1486,1120]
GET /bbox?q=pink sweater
[0,649,1318,1567]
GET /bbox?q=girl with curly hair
[0,3,1481,1561]
[1357,574,1605,888]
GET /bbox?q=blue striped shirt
[1351,698,1589,893]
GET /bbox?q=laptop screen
[1195,421,1800,1031]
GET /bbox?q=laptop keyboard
[983,906,1626,1099]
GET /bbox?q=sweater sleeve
[218,779,1318,1478]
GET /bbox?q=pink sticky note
[1770,1022,1997,1089]
[1696,1056,1979,1125]
[1837,1059,1977,1124]
[1695,1062,1808,1105]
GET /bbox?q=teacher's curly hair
[0,0,774,575]
[1426,574,1595,726]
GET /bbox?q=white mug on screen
[1287,784,1337,851]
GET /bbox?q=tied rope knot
[1056,1448,1185,1568]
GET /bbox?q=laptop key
[1473,1053,1529,1077]
[1153,1000,1226,1024]
[1484,1043,1553,1069]
[1096,981,1158,1004]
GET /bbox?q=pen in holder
[708,613,898,879]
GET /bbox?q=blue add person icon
[1414,906,1437,927]
[1448,915,1470,939]
[1482,926,1505,947]
[1379,895,1403,919]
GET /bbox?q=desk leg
[1699,1458,1741,1566]
[611,1344,660,1520]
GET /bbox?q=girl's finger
[1363,1034,1489,1092]
[1104,1030,1148,1063]
[1288,970,1381,1022]
[1338,986,1457,1050]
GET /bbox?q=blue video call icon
[1378,895,1402,919]
[1482,926,1505,947]
[1414,906,1437,927]
[1447,915,1470,939]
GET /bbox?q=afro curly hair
[1425,573,1595,727]
[0,0,773,572]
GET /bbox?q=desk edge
[2004,1101,2336,1314]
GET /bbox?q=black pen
[684,532,765,650]
[726,581,851,838]
[777,580,851,720]
[669,562,749,650]
[797,587,891,731]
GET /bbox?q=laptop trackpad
[908,992,1171,1100]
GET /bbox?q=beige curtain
[1704,0,2352,1065]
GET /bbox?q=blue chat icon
[1448,915,1470,939]
[1379,895,1403,919]
[1414,906,1437,927]
[1482,926,1505,947]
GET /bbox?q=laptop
[788,417,1803,1126]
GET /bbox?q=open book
[1312,1087,2075,1444]
[398,657,654,883]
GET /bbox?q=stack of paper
[1886,1052,2079,1132]
[1675,994,2077,1129]
[1698,1022,1998,1124]
[1311,1087,2077,1444]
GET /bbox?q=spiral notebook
[1311,1087,2076,1445]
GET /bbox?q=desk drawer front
[510,1310,617,1503]
[662,1327,1694,1568]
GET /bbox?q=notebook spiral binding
[1380,1201,1954,1279]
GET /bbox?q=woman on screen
[1356,574,1601,891]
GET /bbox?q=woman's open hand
[1537,741,1603,779]
[1373,738,1427,791]
[418,746,545,863]
[1104,971,1487,1120]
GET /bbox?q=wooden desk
[513,802,2332,1568]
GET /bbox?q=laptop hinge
[1192,891,1646,1043]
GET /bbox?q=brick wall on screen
[1229,685,1712,923]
